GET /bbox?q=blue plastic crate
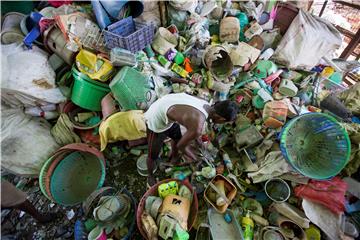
[103,17,154,53]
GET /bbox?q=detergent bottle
[242,211,254,240]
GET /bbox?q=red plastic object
[77,129,101,146]
[294,177,347,215]
[62,143,104,164]
[136,179,198,239]
[48,0,72,7]
[44,150,73,200]
[101,93,118,120]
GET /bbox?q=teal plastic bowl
[50,151,105,206]
[280,113,351,179]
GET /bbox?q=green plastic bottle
[242,211,254,240]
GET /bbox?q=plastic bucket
[136,154,157,177]
[280,113,351,179]
[151,27,178,55]
[136,179,198,239]
[1,12,25,44]
[71,69,110,111]
[279,79,298,97]
[202,45,233,81]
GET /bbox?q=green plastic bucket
[280,113,351,179]
[71,66,110,111]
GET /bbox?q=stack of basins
[39,143,106,206]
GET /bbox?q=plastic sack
[273,10,342,70]
[1,43,66,106]
[294,177,347,215]
[1,106,60,176]
[169,0,198,12]
[136,9,161,28]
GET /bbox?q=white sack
[1,106,60,176]
[1,43,66,106]
[273,10,342,70]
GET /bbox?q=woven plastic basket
[280,113,351,179]
[103,17,154,53]
[109,66,151,110]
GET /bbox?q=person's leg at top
[146,129,167,186]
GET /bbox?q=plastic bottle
[242,211,254,240]
[24,107,59,120]
[222,152,233,171]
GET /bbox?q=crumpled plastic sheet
[338,83,360,116]
[51,113,81,146]
[247,151,293,183]
[302,199,343,240]
[341,122,360,176]
[295,177,347,215]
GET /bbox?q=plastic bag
[294,177,347,215]
[1,106,60,176]
[1,43,66,106]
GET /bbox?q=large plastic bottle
[222,152,233,170]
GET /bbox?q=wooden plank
[335,25,355,38]
[333,0,360,10]
[340,28,360,59]
[319,0,328,17]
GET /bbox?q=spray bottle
[242,211,254,240]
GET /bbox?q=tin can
[191,73,203,85]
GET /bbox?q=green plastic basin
[71,66,110,111]
[50,151,105,206]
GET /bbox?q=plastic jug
[158,214,178,239]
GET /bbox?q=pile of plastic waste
[1,1,360,240]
